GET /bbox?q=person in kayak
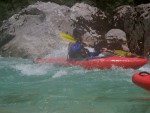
[68,26,100,60]
[104,29,141,57]
[68,26,89,60]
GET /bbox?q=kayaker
[104,29,141,57]
[68,26,100,60]
[68,26,89,60]
[105,29,130,52]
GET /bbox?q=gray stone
[113,3,150,55]
[0,2,73,58]
[105,29,129,52]
[0,2,108,58]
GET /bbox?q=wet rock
[0,2,73,58]
[0,2,108,58]
[105,29,129,52]
[70,3,110,48]
[0,20,15,48]
[113,3,150,55]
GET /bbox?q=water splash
[44,46,68,58]
[139,63,150,72]
[13,64,52,76]
[52,70,68,78]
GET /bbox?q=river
[0,57,150,113]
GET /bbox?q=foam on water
[139,63,150,72]
[13,64,52,76]
[52,70,68,78]
[44,46,68,58]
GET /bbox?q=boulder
[0,2,108,58]
[0,2,72,58]
[105,29,129,52]
[113,3,150,55]
[70,3,109,48]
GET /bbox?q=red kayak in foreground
[132,72,150,91]
[33,56,148,70]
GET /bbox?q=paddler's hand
[125,52,140,58]
[100,48,113,53]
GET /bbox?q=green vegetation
[0,0,148,26]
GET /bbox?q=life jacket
[69,42,81,53]
[68,42,90,59]
[68,42,82,59]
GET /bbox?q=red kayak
[33,56,148,70]
[132,72,150,91]
[68,56,148,69]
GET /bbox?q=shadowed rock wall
[112,3,150,56]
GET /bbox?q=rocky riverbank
[0,2,150,58]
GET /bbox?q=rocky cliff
[112,4,150,55]
[0,2,149,58]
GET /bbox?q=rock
[113,3,150,55]
[136,3,150,55]
[105,29,127,41]
[0,2,73,58]
[0,2,150,58]
[0,2,108,58]
[70,3,109,47]
[105,29,129,52]
[0,20,15,48]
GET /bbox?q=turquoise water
[0,57,150,113]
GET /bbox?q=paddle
[113,50,127,56]
[59,33,77,43]
[114,50,140,57]
[59,33,139,57]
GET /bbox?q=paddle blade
[59,33,77,43]
[114,50,127,56]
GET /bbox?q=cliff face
[112,3,150,56]
[0,2,103,58]
[0,2,149,58]
[0,2,73,58]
